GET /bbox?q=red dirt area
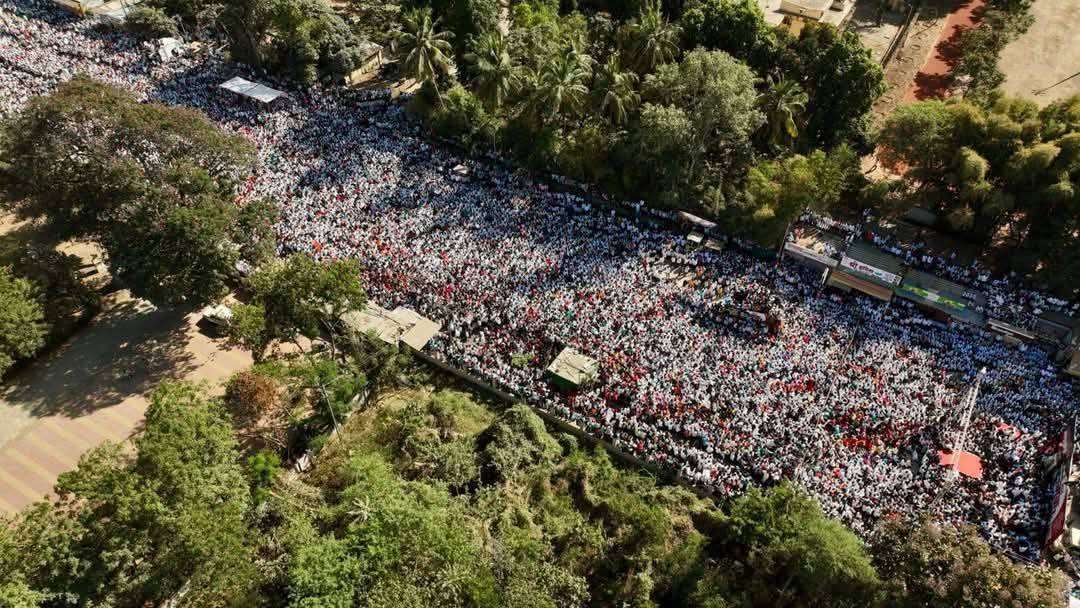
[903,0,986,102]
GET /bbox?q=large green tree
[592,53,641,126]
[788,23,884,149]
[717,484,881,607]
[872,517,1066,608]
[0,382,259,607]
[229,253,366,360]
[642,48,762,192]
[739,145,857,243]
[680,0,773,61]
[0,77,272,308]
[520,48,593,125]
[621,0,682,74]
[395,8,456,100]
[876,95,1080,293]
[756,75,808,150]
[465,31,518,111]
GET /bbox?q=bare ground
[998,0,1080,105]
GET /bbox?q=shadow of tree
[908,0,985,100]
[0,296,197,419]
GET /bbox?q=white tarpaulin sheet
[218,77,286,104]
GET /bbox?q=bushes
[428,85,498,151]
[125,6,179,39]
[225,370,283,428]
[0,267,47,378]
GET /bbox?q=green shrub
[125,6,179,39]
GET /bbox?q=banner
[839,255,902,285]
[897,284,967,311]
[1043,425,1075,551]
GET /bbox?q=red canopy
[939,450,983,479]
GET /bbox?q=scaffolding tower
[948,367,986,480]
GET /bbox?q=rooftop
[339,304,442,351]
[546,348,599,387]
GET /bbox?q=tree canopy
[0,382,258,607]
[0,266,47,377]
[0,357,1066,608]
[0,77,275,308]
[872,517,1067,608]
[228,253,367,360]
[876,94,1080,294]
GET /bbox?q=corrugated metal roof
[339,304,442,350]
[845,241,905,275]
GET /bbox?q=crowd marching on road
[1,0,1077,561]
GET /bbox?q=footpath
[904,0,985,101]
[0,290,252,514]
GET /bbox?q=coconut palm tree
[593,54,640,126]
[394,8,454,102]
[757,75,808,150]
[464,31,517,111]
[519,49,592,125]
[624,0,681,74]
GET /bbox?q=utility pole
[1033,70,1080,96]
[947,367,985,480]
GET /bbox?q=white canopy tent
[218,77,287,105]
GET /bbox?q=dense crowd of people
[796,210,1080,330]
[1,0,1078,561]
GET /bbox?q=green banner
[897,284,967,311]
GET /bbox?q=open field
[998,0,1080,105]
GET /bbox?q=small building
[339,303,442,351]
[218,76,288,108]
[778,0,831,20]
[546,347,599,390]
[895,270,986,326]
[784,226,844,271]
[826,241,905,302]
[345,41,385,85]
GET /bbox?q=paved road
[0,290,252,513]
